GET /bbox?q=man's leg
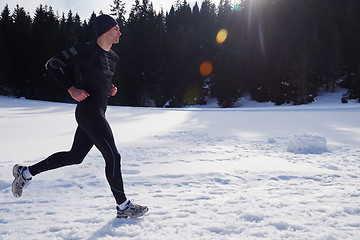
[83,119,126,205]
[12,126,93,197]
[29,126,93,176]
[76,107,126,205]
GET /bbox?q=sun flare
[216,29,228,45]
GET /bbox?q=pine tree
[0,29,8,95]
[115,0,159,106]
[110,0,127,27]
[60,10,82,48]
[28,4,63,101]
[0,5,12,95]
[288,38,317,104]
[344,0,360,72]
[349,64,360,102]
[11,5,32,97]
[212,0,243,107]
[345,0,360,102]
[81,12,97,42]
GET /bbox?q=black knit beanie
[94,14,118,37]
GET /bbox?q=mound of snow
[287,134,329,154]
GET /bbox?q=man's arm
[45,43,90,101]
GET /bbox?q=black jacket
[46,41,119,107]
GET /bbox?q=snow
[0,89,360,240]
[287,135,328,154]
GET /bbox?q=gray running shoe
[116,200,149,218]
[12,164,32,198]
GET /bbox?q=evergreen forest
[1,0,360,107]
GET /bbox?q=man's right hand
[68,86,90,102]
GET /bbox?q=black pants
[29,104,126,205]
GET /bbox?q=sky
[3,0,221,20]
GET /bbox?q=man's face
[104,24,122,44]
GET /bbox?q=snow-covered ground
[0,90,359,240]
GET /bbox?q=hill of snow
[0,91,359,239]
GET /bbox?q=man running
[11,14,148,218]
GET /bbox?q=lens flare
[199,61,213,77]
[216,29,228,45]
[184,88,200,105]
[233,4,240,11]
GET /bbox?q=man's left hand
[109,84,118,96]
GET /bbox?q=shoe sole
[12,164,19,178]
[12,165,22,198]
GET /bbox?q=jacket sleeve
[45,42,90,90]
